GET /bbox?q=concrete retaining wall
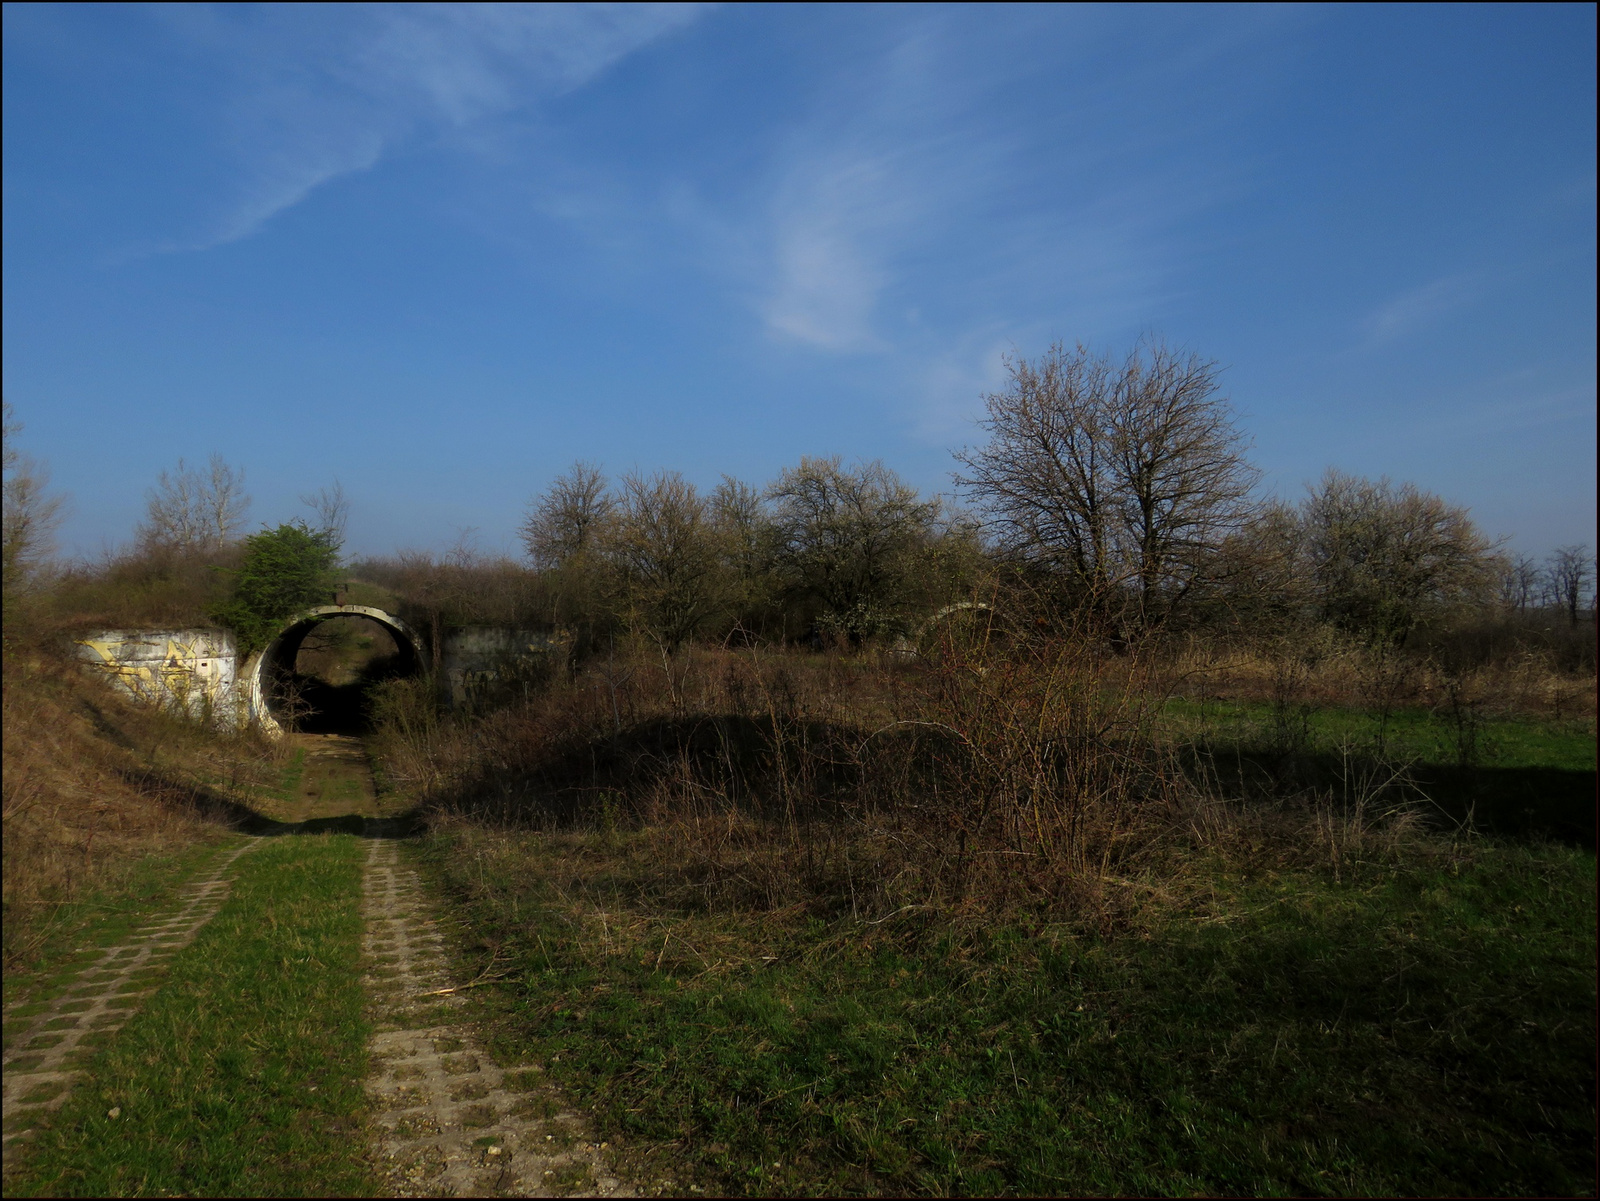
[79,619,566,732]
[441,627,565,709]
[76,629,240,725]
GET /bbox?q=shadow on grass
[1411,764,1596,845]
[1187,747,1596,846]
[114,763,425,840]
[417,712,866,831]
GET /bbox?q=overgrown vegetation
[3,336,1594,1195]
[422,827,1593,1197]
[350,521,1591,1196]
[1,417,293,969]
[1,638,283,974]
[208,521,341,656]
[351,566,1592,1195]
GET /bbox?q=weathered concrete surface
[81,610,566,736]
[76,628,239,724]
[244,605,426,738]
[440,627,565,710]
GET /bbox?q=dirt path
[0,838,262,1168]
[361,835,631,1197]
[272,732,397,823]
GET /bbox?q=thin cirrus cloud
[762,150,904,353]
[145,2,709,254]
[1360,272,1482,345]
[746,7,1255,406]
[754,20,979,354]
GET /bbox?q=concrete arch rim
[243,604,425,739]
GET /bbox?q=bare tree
[1204,498,1313,628]
[604,470,723,653]
[956,345,1118,594]
[137,454,249,556]
[1497,553,1541,614]
[519,462,615,569]
[711,474,776,624]
[767,456,938,643]
[2,402,67,590]
[1300,469,1496,645]
[954,339,1257,632]
[1111,341,1260,622]
[1544,545,1593,628]
[300,479,350,548]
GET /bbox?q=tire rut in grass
[0,838,262,1166]
[362,835,632,1198]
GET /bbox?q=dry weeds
[1,645,281,970]
[384,617,1445,934]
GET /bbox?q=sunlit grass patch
[2,838,243,1014]
[7,834,377,1198]
[1162,696,1595,771]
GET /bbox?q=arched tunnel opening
[259,611,424,735]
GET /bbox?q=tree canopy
[212,521,341,655]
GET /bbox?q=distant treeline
[3,345,1594,673]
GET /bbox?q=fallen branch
[414,974,511,997]
[414,950,512,997]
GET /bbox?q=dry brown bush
[35,544,244,635]
[388,610,1430,927]
[1165,629,1595,721]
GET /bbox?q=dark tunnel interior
[261,614,422,735]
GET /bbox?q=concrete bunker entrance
[253,606,425,737]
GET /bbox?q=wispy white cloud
[762,150,907,351]
[738,6,1258,384]
[911,335,1015,442]
[1361,273,1480,344]
[322,3,1282,394]
[143,2,709,252]
[751,19,973,352]
[1439,382,1595,436]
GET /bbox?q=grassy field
[2,647,292,973]
[358,632,1598,1196]
[7,833,378,1198]
[1162,697,1596,772]
[2,838,238,1017]
[1162,699,1596,846]
[415,823,1595,1197]
[6,627,1590,1197]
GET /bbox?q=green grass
[1162,697,1595,772]
[419,829,1597,1197]
[7,833,378,1198]
[278,745,306,797]
[2,734,301,986]
[1162,699,1596,845]
[3,836,240,1010]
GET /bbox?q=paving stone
[1,838,263,1171]
[360,836,632,1198]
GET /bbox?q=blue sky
[4,2,1594,561]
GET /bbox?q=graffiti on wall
[76,630,238,723]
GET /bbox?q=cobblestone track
[1,837,264,1164]
[362,835,630,1198]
